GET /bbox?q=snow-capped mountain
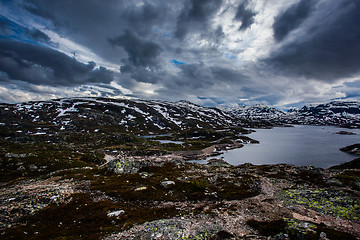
[285,101,360,127]
[1,98,359,136]
[223,101,360,128]
[0,97,238,134]
[221,105,286,122]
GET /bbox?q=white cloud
[133,82,163,96]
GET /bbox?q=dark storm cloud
[234,0,256,31]
[24,28,50,43]
[176,63,214,88]
[267,0,360,81]
[150,63,253,105]
[110,30,163,68]
[0,39,113,86]
[0,15,51,43]
[120,64,161,84]
[122,2,168,37]
[109,29,164,85]
[20,0,173,64]
[211,66,249,84]
[22,2,58,24]
[170,63,249,90]
[22,0,169,37]
[0,15,13,32]
[273,0,315,42]
[22,0,107,33]
[119,61,250,98]
[175,0,223,39]
[2,0,358,105]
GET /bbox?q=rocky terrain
[0,97,360,239]
[1,153,359,240]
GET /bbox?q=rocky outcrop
[107,154,185,174]
[336,131,357,135]
[340,143,360,155]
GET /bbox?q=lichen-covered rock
[107,154,186,174]
[275,187,360,223]
[107,156,147,174]
[134,186,147,191]
[0,177,78,229]
[140,172,152,178]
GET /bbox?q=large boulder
[107,157,147,174]
[107,154,185,174]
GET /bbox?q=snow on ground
[149,104,183,127]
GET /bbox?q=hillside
[0,97,238,135]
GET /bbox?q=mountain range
[1,98,359,137]
[223,101,360,128]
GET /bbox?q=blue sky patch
[171,59,186,66]
[224,52,237,60]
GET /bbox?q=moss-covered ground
[247,218,358,240]
[277,187,360,222]
[2,192,179,240]
[1,161,262,239]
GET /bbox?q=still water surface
[197,125,360,168]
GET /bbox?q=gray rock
[140,172,152,178]
[161,181,175,188]
[134,186,147,191]
[107,210,125,217]
[207,158,231,167]
[17,165,26,172]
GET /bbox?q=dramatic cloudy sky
[1,0,360,108]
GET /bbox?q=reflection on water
[137,133,173,138]
[195,125,360,169]
[157,140,184,144]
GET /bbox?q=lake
[195,125,360,169]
